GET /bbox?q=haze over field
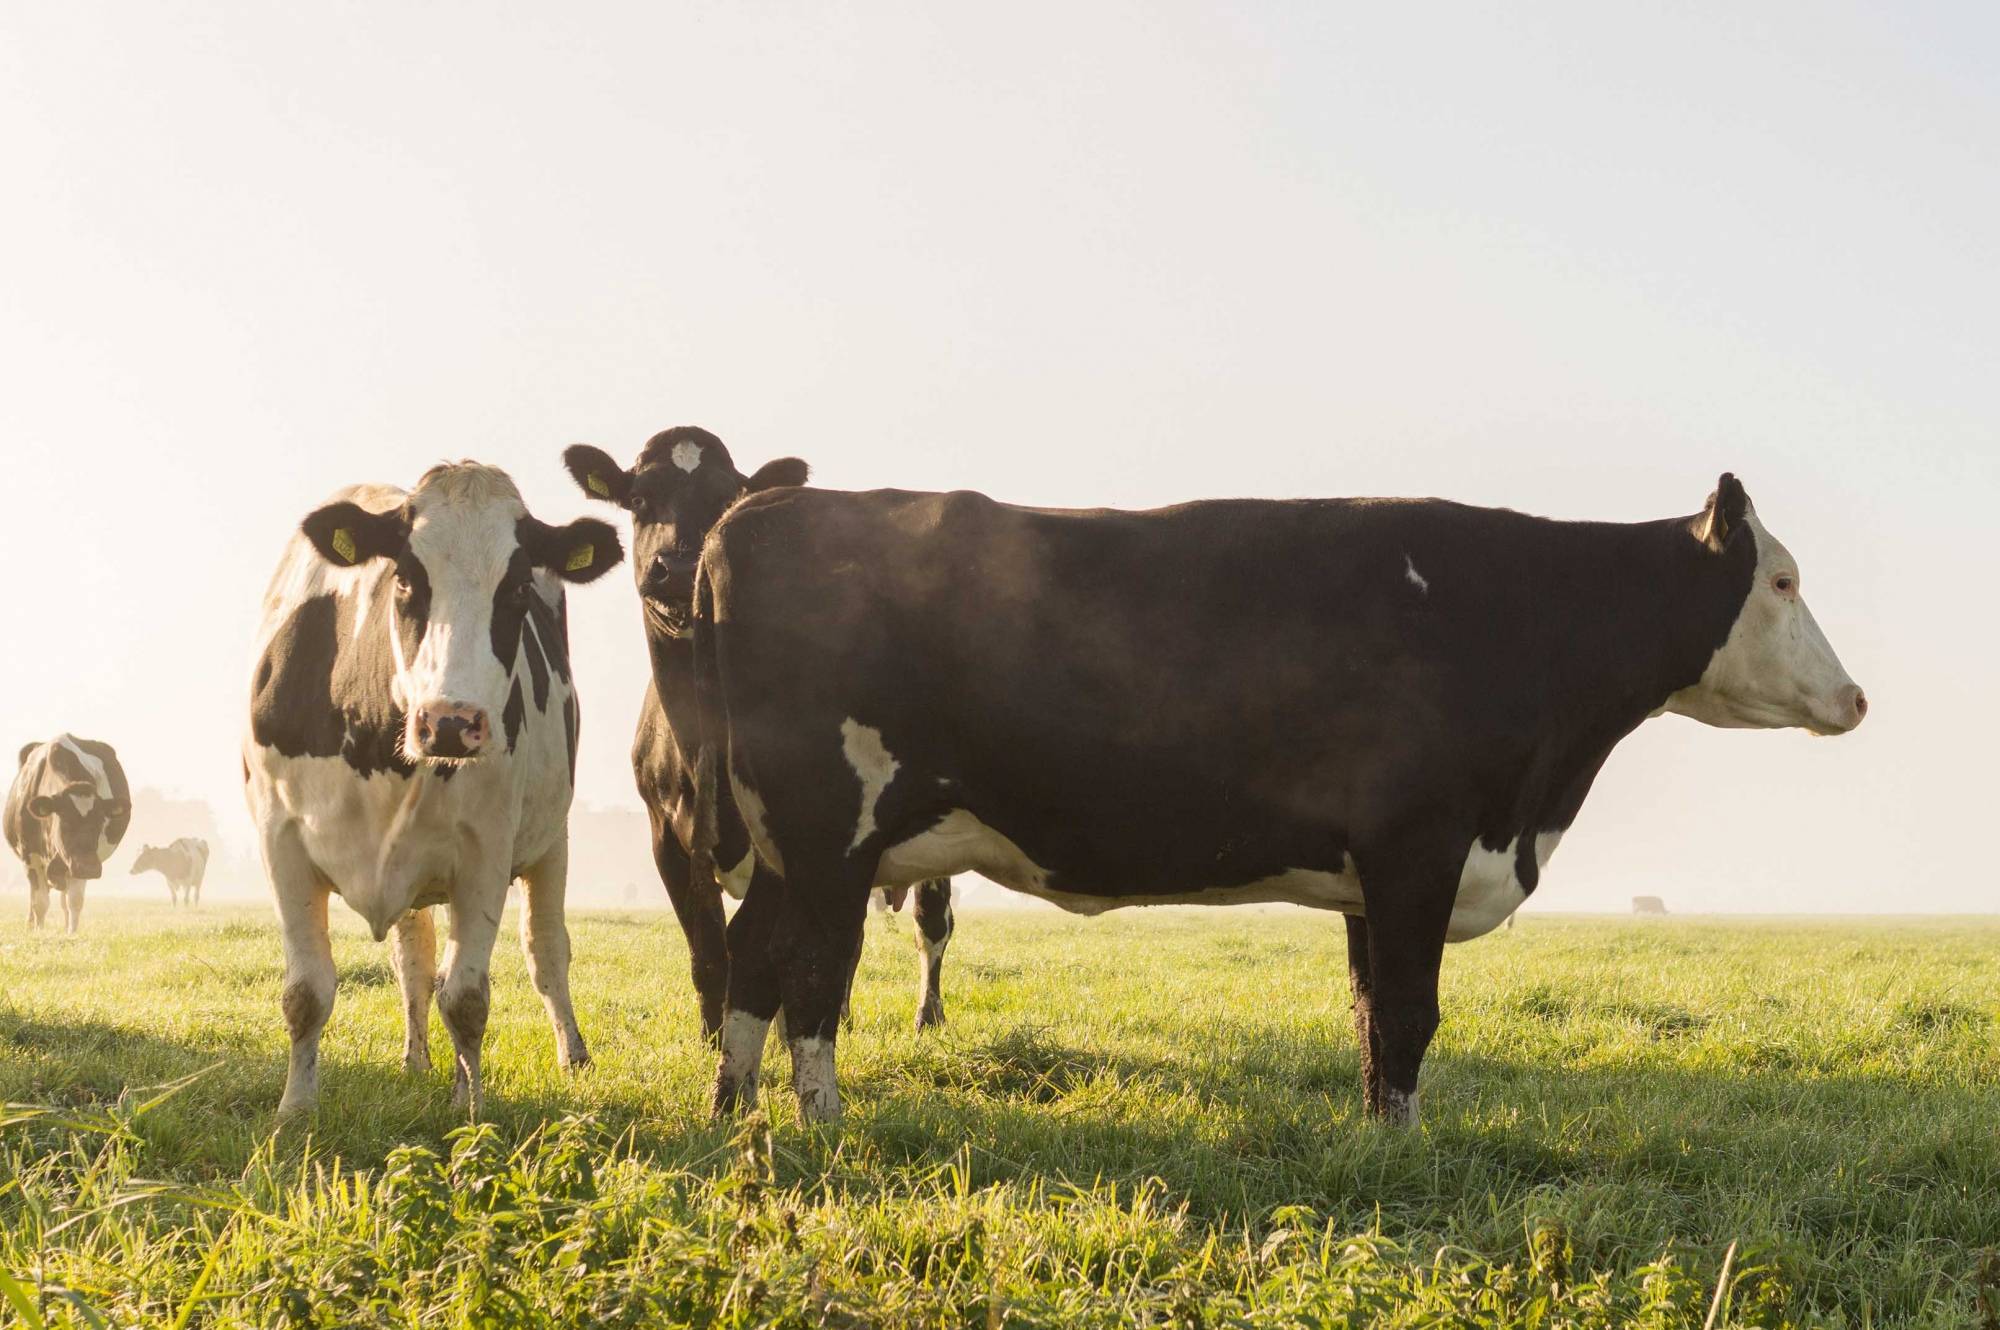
[2,4,1995,913]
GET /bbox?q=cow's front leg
[439,876,507,1114]
[268,831,335,1117]
[911,878,954,1032]
[517,839,588,1071]
[652,821,729,1045]
[389,907,437,1074]
[1352,840,1458,1128]
[27,872,49,930]
[61,882,85,934]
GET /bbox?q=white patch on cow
[1447,831,1562,942]
[733,777,784,875]
[877,809,1050,894]
[55,736,112,800]
[672,440,704,473]
[719,851,754,900]
[1403,554,1429,594]
[1379,1086,1420,1127]
[789,1036,841,1123]
[718,1009,769,1101]
[841,719,900,852]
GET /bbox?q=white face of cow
[300,463,623,763]
[1666,488,1867,737]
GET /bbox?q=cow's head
[132,844,165,875]
[24,776,121,881]
[563,426,808,637]
[299,462,622,762]
[1665,474,1868,736]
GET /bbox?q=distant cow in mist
[564,427,957,1039]
[1632,896,1669,916]
[5,735,131,933]
[134,837,209,905]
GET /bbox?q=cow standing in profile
[563,427,958,1040]
[245,462,622,1115]
[689,474,1866,1126]
[5,736,131,933]
[134,837,210,906]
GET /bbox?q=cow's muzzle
[413,702,490,760]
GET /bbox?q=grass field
[0,904,1994,1327]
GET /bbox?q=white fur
[719,850,755,900]
[717,1009,769,1103]
[672,440,704,472]
[840,719,900,852]
[789,1036,841,1123]
[1403,554,1429,594]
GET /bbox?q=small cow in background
[134,837,210,906]
[564,427,958,1039]
[246,461,622,1115]
[1632,896,1669,916]
[5,735,131,933]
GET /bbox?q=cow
[133,837,210,905]
[245,461,622,1115]
[1632,895,1669,916]
[5,736,131,933]
[688,473,1867,1126]
[562,427,957,1039]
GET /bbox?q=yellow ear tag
[565,544,594,573]
[586,474,611,498]
[331,528,357,563]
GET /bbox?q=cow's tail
[688,556,725,903]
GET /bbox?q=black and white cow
[689,474,1866,1125]
[245,462,622,1115]
[562,427,957,1039]
[133,837,209,905]
[4,735,131,932]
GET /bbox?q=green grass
[0,905,1995,1327]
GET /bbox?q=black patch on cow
[391,555,431,664]
[488,547,536,671]
[563,693,580,783]
[250,588,450,781]
[525,589,571,683]
[503,679,527,752]
[521,613,551,710]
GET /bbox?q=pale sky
[2,3,1994,913]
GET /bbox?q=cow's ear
[301,501,407,568]
[1695,472,1752,551]
[744,457,810,494]
[563,445,634,508]
[17,743,35,768]
[523,515,625,583]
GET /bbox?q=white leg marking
[789,1036,842,1124]
[841,719,901,852]
[1380,1087,1420,1127]
[717,1009,770,1105]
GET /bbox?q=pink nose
[414,702,489,758]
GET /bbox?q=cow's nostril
[1853,691,1868,719]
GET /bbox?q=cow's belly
[876,809,1559,936]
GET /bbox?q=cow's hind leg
[267,829,335,1117]
[390,907,437,1074]
[518,840,589,1071]
[439,875,507,1114]
[912,878,954,1032]
[712,864,783,1117]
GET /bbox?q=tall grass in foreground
[0,907,1994,1326]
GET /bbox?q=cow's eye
[1773,574,1797,595]
[511,579,534,605]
